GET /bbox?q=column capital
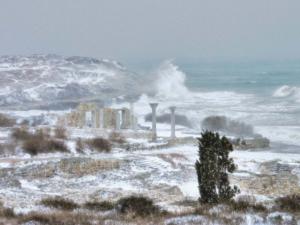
[169,106,176,111]
[150,103,158,109]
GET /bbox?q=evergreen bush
[195,131,239,203]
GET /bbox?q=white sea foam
[128,63,300,146]
[143,61,251,113]
[273,85,300,102]
[255,125,300,146]
[155,61,191,100]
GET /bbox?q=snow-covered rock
[0,55,146,109]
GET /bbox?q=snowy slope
[0,55,145,108]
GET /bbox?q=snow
[0,162,12,168]
[164,215,205,225]
[19,179,40,191]
[179,181,199,198]
[0,129,10,139]
[232,150,300,164]
[256,125,300,147]
[0,109,299,223]
[267,212,293,222]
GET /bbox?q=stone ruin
[57,103,137,130]
[57,102,179,142]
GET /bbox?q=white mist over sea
[131,61,300,148]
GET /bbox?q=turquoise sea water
[180,61,300,95]
[145,60,300,147]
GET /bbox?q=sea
[131,60,300,150]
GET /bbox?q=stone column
[92,110,97,128]
[99,108,104,129]
[130,102,137,131]
[150,103,158,142]
[121,108,126,129]
[170,106,176,139]
[85,111,92,127]
[115,110,121,130]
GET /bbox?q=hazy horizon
[1,0,300,65]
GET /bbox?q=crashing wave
[154,61,191,100]
[273,85,300,103]
[202,115,254,137]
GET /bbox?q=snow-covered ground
[0,131,299,214]
[0,109,300,224]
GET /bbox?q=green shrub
[117,196,161,217]
[41,197,79,211]
[86,138,112,152]
[275,195,300,212]
[195,131,239,204]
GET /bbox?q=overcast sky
[0,0,300,64]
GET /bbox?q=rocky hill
[0,54,145,109]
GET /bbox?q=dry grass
[193,195,266,214]
[83,201,114,211]
[0,142,17,156]
[20,211,98,225]
[18,209,166,225]
[275,194,300,212]
[0,113,15,127]
[12,127,69,155]
[2,195,294,225]
[75,138,84,153]
[190,196,269,225]
[86,137,112,153]
[174,199,199,208]
[58,158,120,176]
[23,136,69,155]
[227,199,267,212]
[192,204,248,225]
[54,126,68,139]
[116,196,164,218]
[41,197,79,211]
[11,126,31,140]
[109,132,126,144]
[0,202,15,219]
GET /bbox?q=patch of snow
[267,212,293,223]
[19,179,40,191]
[164,215,205,225]
[178,181,198,198]
[0,162,12,168]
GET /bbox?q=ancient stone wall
[103,108,117,129]
[57,103,136,130]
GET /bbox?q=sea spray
[155,61,191,100]
[273,85,300,102]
